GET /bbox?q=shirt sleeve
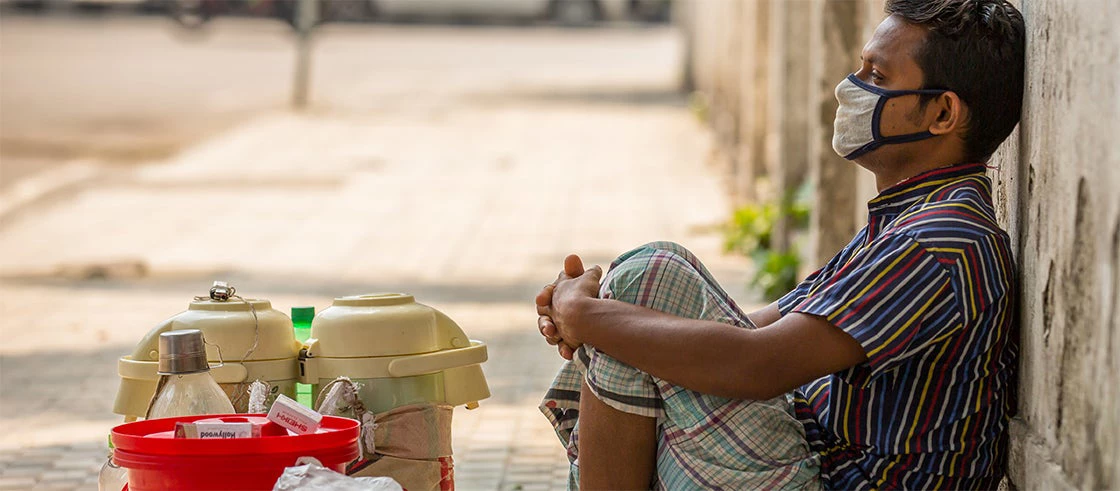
[778,267,822,316]
[779,230,869,316]
[789,233,957,385]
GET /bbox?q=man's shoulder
[888,176,1010,251]
[882,177,1016,311]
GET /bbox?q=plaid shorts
[540,242,821,490]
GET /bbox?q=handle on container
[129,318,176,360]
[299,339,320,384]
[387,342,487,378]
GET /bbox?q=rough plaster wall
[673,0,696,92]
[733,0,762,202]
[988,0,1120,488]
[766,0,811,251]
[710,0,744,192]
[743,0,770,201]
[690,1,717,97]
[806,0,864,267]
[767,0,810,193]
[716,0,743,136]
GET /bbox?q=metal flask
[157,329,210,375]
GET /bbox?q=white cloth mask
[832,74,947,160]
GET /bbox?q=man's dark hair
[886,0,1026,162]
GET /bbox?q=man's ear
[929,91,967,136]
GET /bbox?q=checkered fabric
[540,242,821,490]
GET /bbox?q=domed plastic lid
[188,298,273,312]
[310,293,470,358]
[128,290,298,364]
[331,293,415,307]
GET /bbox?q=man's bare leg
[577,380,657,490]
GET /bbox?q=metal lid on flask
[158,329,211,375]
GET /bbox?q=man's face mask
[832,74,948,160]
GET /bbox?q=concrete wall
[686,0,744,198]
[736,0,769,203]
[989,0,1120,488]
[765,0,810,250]
[677,0,1119,488]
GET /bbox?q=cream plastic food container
[300,293,489,413]
[115,294,302,420]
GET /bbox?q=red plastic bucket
[111,414,361,491]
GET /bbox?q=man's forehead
[863,14,926,68]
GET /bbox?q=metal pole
[292,0,317,109]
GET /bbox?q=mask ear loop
[841,74,949,160]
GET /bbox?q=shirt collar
[867,163,988,218]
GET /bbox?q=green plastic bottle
[291,306,315,408]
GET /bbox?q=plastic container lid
[111,414,359,457]
[310,293,468,358]
[127,299,299,364]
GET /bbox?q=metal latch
[209,281,235,301]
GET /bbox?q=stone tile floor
[0,105,757,489]
[0,19,758,490]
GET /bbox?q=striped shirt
[779,163,1018,489]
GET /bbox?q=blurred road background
[0,5,756,490]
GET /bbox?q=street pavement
[0,16,759,490]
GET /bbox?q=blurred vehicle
[1,0,47,10]
[628,0,670,22]
[161,0,670,28]
[0,0,163,11]
[71,0,146,10]
[166,0,371,28]
[371,0,628,26]
[167,0,296,28]
[320,0,373,22]
[167,0,222,28]
[279,0,377,23]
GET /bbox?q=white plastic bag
[272,458,403,491]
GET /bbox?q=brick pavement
[0,92,758,491]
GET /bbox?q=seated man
[537,0,1024,489]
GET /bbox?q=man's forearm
[747,301,782,328]
[568,297,784,400]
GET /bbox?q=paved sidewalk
[0,97,759,490]
[0,16,758,491]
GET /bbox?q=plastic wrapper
[273,458,403,491]
[248,380,271,414]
